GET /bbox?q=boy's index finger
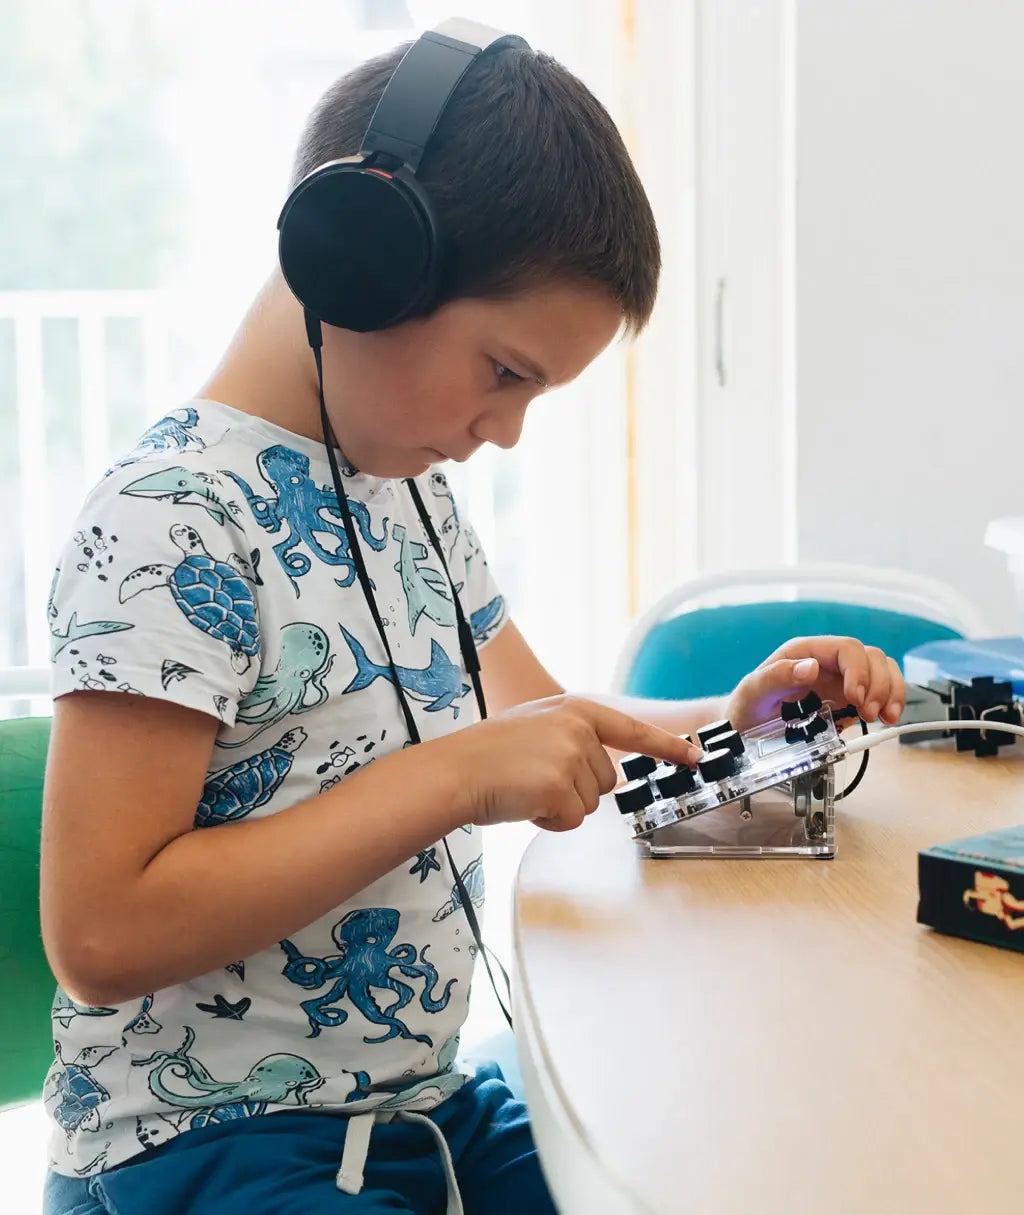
[582,702,701,766]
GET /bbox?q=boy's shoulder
[91,399,302,534]
[103,399,242,479]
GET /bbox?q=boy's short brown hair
[291,41,660,334]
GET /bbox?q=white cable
[842,719,1024,756]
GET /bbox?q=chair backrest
[0,716,56,1110]
[613,564,988,700]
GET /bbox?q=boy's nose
[471,402,530,451]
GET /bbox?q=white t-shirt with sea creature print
[44,399,507,1178]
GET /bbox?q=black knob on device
[703,729,744,757]
[805,714,830,740]
[781,691,823,721]
[615,779,656,815]
[698,747,739,782]
[697,718,733,746]
[652,765,697,798]
[621,753,657,781]
[786,711,831,745]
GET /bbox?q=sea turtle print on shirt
[45,400,507,1178]
[46,1045,118,1141]
[195,727,308,827]
[119,523,260,674]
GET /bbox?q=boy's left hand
[725,636,906,734]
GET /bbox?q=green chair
[613,563,990,699]
[0,711,527,1114]
[0,715,56,1111]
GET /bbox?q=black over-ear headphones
[277,17,529,335]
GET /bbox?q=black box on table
[918,826,1024,953]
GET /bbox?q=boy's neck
[198,272,324,444]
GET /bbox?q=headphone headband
[362,19,528,172]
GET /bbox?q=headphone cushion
[278,165,436,332]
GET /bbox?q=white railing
[2,284,632,705]
[0,288,178,683]
[0,668,50,699]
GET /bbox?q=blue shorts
[43,1062,557,1214]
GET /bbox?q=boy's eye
[492,360,525,386]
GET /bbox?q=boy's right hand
[442,696,701,832]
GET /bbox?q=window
[1,0,648,711]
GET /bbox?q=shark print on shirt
[44,399,506,1178]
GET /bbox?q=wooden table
[512,742,1024,1214]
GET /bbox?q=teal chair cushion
[623,600,963,700]
[0,716,56,1110]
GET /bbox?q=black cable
[307,312,513,1029]
[833,706,869,801]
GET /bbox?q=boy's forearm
[74,743,469,1005]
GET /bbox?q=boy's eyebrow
[505,348,550,387]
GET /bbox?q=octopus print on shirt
[44,398,507,1178]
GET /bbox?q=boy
[40,24,904,1215]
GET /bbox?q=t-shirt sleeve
[424,471,507,650]
[453,516,507,649]
[47,461,262,724]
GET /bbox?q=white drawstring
[336,1109,464,1215]
[336,1111,375,1196]
[397,1111,464,1215]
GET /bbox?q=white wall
[795,0,1024,630]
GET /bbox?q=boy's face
[321,280,622,478]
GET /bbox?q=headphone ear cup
[278,163,438,332]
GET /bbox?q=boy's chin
[348,447,446,479]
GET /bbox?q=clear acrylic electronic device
[615,696,845,859]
